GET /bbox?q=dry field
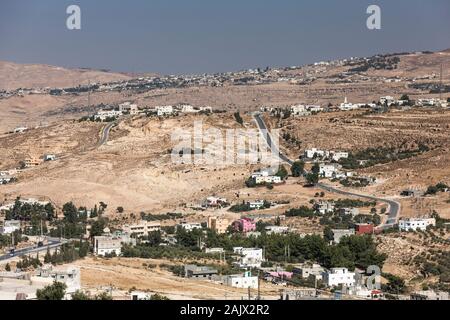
[72,257,280,300]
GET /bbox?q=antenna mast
[440,63,443,102]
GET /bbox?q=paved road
[98,122,115,146]
[0,238,66,262]
[254,113,294,165]
[253,112,400,229]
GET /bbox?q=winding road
[98,122,115,146]
[253,112,400,229]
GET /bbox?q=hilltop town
[0,49,449,301]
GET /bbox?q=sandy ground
[73,257,281,300]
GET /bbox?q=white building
[339,207,360,217]
[119,102,139,115]
[248,200,265,209]
[399,218,436,232]
[224,272,258,289]
[331,152,349,162]
[205,247,225,254]
[199,106,213,113]
[177,222,202,232]
[95,109,122,121]
[291,105,311,117]
[304,148,329,159]
[418,98,438,107]
[233,247,263,268]
[204,196,228,208]
[36,265,81,297]
[130,291,152,300]
[380,96,395,106]
[44,154,57,162]
[181,104,196,113]
[252,171,282,184]
[319,163,341,178]
[323,268,356,287]
[306,105,324,113]
[93,236,123,256]
[156,105,174,116]
[122,221,161,237]
[411,290,449,301]
[265,226,289,235]
[14,127,28,134]
[314,201,335,215]
[332,229,355,244]
[0,220,21,234]
[293,263,325,280]
[339,97,359,111]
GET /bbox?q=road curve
[98,122,115,146]
[253,112,400,229]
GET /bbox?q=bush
[36,282,67,300]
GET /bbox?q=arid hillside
[0,61,132,91]
[0,113,257,213]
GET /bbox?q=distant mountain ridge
[0,61,133,91]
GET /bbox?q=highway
[0,238,66,262]
[253,112,400,229]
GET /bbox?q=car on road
[9,249,15,257]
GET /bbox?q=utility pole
[88,79,91,109]
[440,63,443,102]
[257,270,261,300]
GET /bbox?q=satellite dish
[103,227,110,233]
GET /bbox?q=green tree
[44,247,52,263]
[306,173,319,185]
[91,205,98,218]
[36,282,67,300]
[62,202,78,224]
[71,290,91,300]
[291,161,305,177]
[323,226,334,242]
[276,165,289,179]
[90,218,108,238]
[382,273,406,294]
[5,263,11,272]
[94,292,113,300]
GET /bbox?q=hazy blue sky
[1,0,449,74]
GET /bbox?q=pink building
[268,271,293,279]
[232,218,256,233]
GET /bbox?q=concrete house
[233,247,263,268]
[332,229,355,244]
[293,263,325,281]
[184,265,218,280]
[122,221,161,237]
[224,271,258,289]
[156,105,174,116]
[323,268,356,287]
[93,236,123,256]
[207,216,229,234]
[314,201,335,215]
[399,218,436,232]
